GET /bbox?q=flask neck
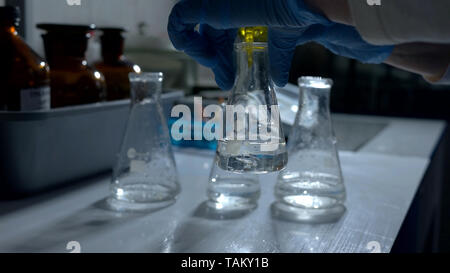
[297,78,333,127]
[234,42,271,93]
[129,73,163,105]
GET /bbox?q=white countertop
[334,113,445,158]
[0,115,445,253]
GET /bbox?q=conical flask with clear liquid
[207,151,260,215]
[217,27,288,174]
[109,72,180,211]
[273,77,346,223]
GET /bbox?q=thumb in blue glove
[297,24,394,64]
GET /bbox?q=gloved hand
[168,0,333,89]
[297,23,395,64]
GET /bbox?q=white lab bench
[0,114,446,253]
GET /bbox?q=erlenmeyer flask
[273,77,346,223]
[207,151,260,215]
[109,72,180,211]
[217,27,288,174]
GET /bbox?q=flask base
[203,200,257,220]
[106,197,176,212]
[206,190,259,213]
[271,201,346,224]
[108,183,179,212]
[216,151,288,174]
[207,179,260,212]
[206,198,258,212]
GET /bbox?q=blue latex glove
[168,0,333,89]
[297,23,394,64]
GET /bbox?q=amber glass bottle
[37,24,106,108]
[94,28,141,101]
[0,7,50,111]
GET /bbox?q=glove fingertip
[213,69,234,91]
[215,77,234,91]
[274,78,288,88]
[271,69,289,87]
[269,55,290,87]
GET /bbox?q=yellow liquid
[238,26,268,67]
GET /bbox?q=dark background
[5,0,25,36]
[290,43,450,120]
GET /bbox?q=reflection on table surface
[0,147,430,253]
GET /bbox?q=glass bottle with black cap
[37,23,106,108]
[94,27,141,101]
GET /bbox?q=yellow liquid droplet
[238,26,268,67]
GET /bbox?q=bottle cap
[36,23,96,35]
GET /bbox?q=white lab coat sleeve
[348,0,450,45]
